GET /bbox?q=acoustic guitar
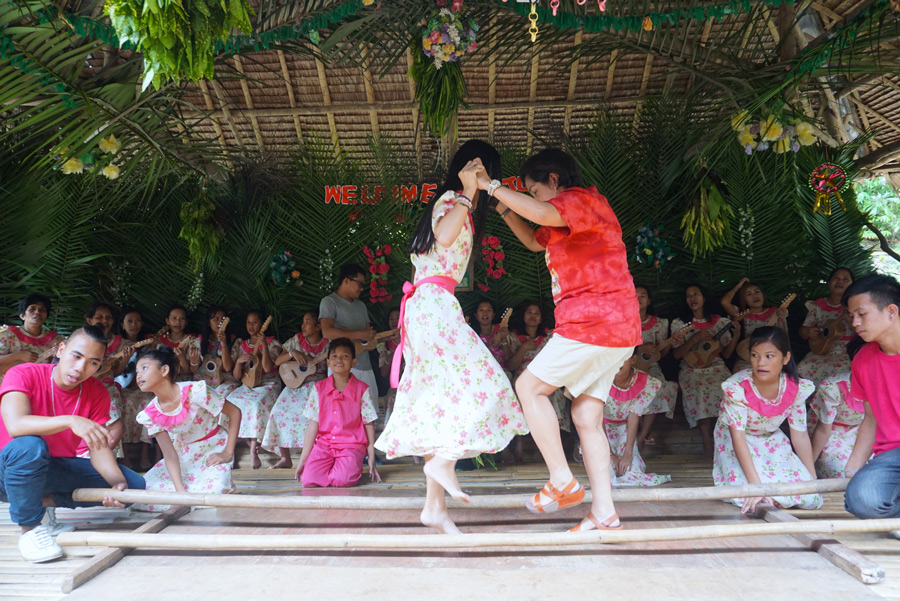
[809,316,847,356]
[354,329,400,356]
[634,323,694,372]
[736,293,796,362]
[0,336,60,378]
[683,311,750,369]
[241,316,273,389]
[279,351,328,390]
[93,337,156,381]
[200,316,231,385]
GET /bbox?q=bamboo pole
[56,517,900,551]
[73,479,848,511]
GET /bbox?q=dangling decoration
[528,0,539,42]
[809,163,848,215]
[634,222,675,271]
[363,244,393,304]
[550,0,559,16]
[269,250,303,287]
[598,0,607,11]
[642,16,653,30]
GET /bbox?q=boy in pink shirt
[841,274,900,518]
[295,338,381,487]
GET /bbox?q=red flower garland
[363,243,393,303]
[478,235,506,291]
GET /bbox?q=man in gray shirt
[319,264,379,399]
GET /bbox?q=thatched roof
[175,0,900,182]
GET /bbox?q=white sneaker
[42,508,75,536]
[18,525,64,563]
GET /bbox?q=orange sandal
[567,511,624,532]
[526,477,585,514]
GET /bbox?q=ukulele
[241,316,273,389]
[354,329,401,356]
[736,293,796,362]
[0,335,60,378]
[94,337,156,381]
[201,317,230,385]
[634,323,695,372]
[279,351,328,389]
[810,315,848,356]
[683,311,750,369]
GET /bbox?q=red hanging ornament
[808,163,848,215]
[550,0,559,16]
[598,0,607,11]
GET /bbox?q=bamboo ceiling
[174,0,900,182]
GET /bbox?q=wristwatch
[487,179,502,197]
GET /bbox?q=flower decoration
[319,248,334,291]
[98,134,122,155]
[363,243,392,303]
[421,2,478,69]
[730,109,819,155]
[809,163,848,215]
[634,221,675,271]
[478,235,507,290]
[101,165,120,180]
[186,271,204,312]
[61,157,84,174]
[269,250,303,287]
[737,207,755,263]
[308,29,321,44]
[57,132,127,180]
[642,16,653,31]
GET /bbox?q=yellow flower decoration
[772,137,791,154]
[795,122,817,146]
[101,164,120,180]
[291,270,300,279]
[642,16,653,31]
[98,134,121,155]
[730,110,750,131]
[760,115,783,142]
[61,157,84,175]
[423,38,432,50]
[362,0,374,5]
[737,125,756,148]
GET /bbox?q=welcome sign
[323,177,529,205]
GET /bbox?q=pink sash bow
[390,276,458,387]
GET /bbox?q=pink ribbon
[390,276,458,387]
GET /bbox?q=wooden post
[60,505,189,594]
[757,505,885,585]
[56,517,900,551]
[72,479,849,511]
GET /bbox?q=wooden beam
[209,79,245,148]
[56,517,900,551]
[527,50,540,153]
[197,79,227,150]
[564,31,582,133]
[605,49,618,98]
[277,50,303,145]
[232,56,264,150]
[835,74,881,99]
[60,505,190,593]
[487,17,497,138]
[313,47,339,149]
[405,48,422,179]
[762,6,781,44]
[810,1,844,29]
[633,54,654,128]
[757,506,884,584]
[180,96,653,121]
[849,96,900,135]
[686,19,713,91]
[851,91,877,152]
[360,43,379,138]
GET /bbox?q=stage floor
[3,421,900,600]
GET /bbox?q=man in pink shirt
[841,274,900,518]
[0,326,144,563]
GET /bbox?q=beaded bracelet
[455,195,473,211]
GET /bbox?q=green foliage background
[0,99,881,342]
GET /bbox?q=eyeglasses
[351,278,366,288]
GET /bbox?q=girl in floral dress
[84,301,128,455]
[158,304,202,382]
[226,310,282,469]
[0,293,64,383]
[672,285,740,457]
[375,140,528,535]
[471,300,512,374]
[196,306,239,399]
[809,370,866,478]
[262,310,329,469]
[377,307,401,425]
[134,346,241,512]
[634,285,679,449]
[712,327,822,513]
[721,277,789,372]
[798,267,855,385]
[605,355,671,487]
[117,307,155,468]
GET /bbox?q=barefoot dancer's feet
[420,506,461,534]
[423,457,471,503]
[249,441,261,470]
[269,457,292,469]
[567,511,623,532]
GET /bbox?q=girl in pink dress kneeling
[712,327,822,513]
[605,355,671,488]
[134,347,241,512]
[809,364,867,478]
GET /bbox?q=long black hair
[748,326,799,382]
[202,305,229,356]
[408,140,501,256]
[137,346,179,382]
[679,284,717,323]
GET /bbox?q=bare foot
[268,457,293,469]
[250,452,262,470]
[420,506,461,534]
[423,458,471,504]
[702,439,714,459]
